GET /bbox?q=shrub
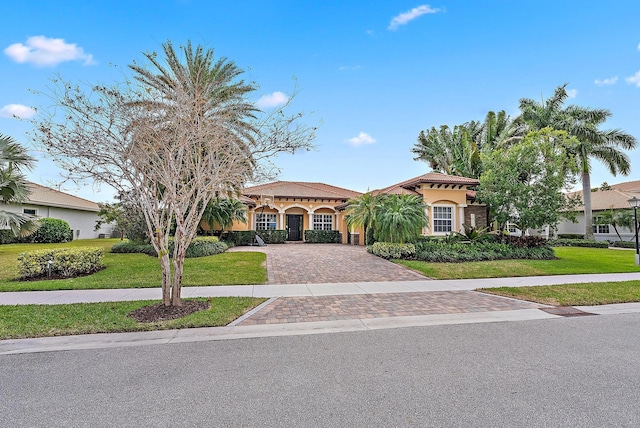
[496,235,549,248]
[18,248,104,279]
[369,242,416,259]
[548,238,609,248]
[304,230,342,243]
[111,242,157,256]
[29,218,73,243]
[227,230,286,245]
[404,239,555,262]
[611,241,636,249]
[558,234,585,239]
[111,236,228,258]
[0,230,16,245]
[256,230,287,244]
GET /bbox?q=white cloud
[255,91,289,109]
[594,76,618,86]
[637,42,640,51]
[0,104,36,119]
[347,132,376,146]
[4,36,96,67]
[626,71,640,87]
[388,5,441,31]
[566,88,578,98]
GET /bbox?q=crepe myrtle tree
[32,40,315,306]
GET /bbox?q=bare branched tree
[31,40,315,306]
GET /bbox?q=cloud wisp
[0,104,36,119]
[255,91,289,109]
[566,88,578,99]
[346,132,376,147]
[626,71,640,87]
[594,76,618,86]
[388,5,441,31]
[4,36,96,67]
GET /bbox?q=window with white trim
[432,206,453,233]
[313,214,333,230]
[507,222,519,233]
[23,208,37,216]
[592,216,610,234]
[256,213,277,230]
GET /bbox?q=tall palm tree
[345,192,379,245]
[374,194,428,244]
[0,134,39,237]
[519,84,637,239]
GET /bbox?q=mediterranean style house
[556,180,640,242]
[223,172,483,245]
[3,182,113,239]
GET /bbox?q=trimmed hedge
[18,247,104,279]
[30,218,73,243]
[227,230,287,245]
[111,236,228,258]
[558,234,585,240]
[548,238,609,248]
[304,230,342,244]
[611,241,637,249]
[369,242,416,259]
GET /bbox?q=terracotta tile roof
[373,172,479,195]
[243,181,362,200]
[566,180,640,211]
[25,182,99,212]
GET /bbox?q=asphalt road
[2,314,640,427]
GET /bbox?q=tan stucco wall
[418,185,471,235]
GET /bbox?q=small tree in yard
[32,40,314,306]
[374,194,428,244]
[477,128,579,234]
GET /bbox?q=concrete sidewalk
[2,272,640,305]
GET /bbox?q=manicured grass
[0,297,266,340]
[480,281,640,306]
[0,239,267,292]
[394,247,640,279]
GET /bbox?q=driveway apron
[229,243,426,284]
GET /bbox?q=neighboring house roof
[243,181,362,200]
[24,182,100,212]
[567,180,640,211]
[373,172,479,196]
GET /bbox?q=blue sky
[2,1,640,202]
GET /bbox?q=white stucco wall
[5,203,113,239]
[557,213,635,242]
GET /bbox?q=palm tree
[201,197,247,234]
[0,134,39,237]
[374,194,428,244]
[345,192,379,245]
[519,84,638,239]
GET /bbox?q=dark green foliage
[227,231,256,246]
[0,230,16,244]
[18,247,104,279]
[304,230,342,243]
[366,228,376,246]
[256,230,287,244]
[111,237,228,258]
[548,239,609,248]
[611,241,637,249]
[227,230,286,245]
[368,242,416,259]
[558,234,585,239]
[451,225,494,242]
[30,218,72,243]
[496,235,549,248]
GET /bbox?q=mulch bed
[128,300,210,323]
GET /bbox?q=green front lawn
[0,239,267,292]
[395,246,640,280]
[480,281,640,306]
[0,297,265,340]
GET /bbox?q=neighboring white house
[556,180,640,242]
[4,182,112,239]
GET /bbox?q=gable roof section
[373,172,479,196]
[243,181,362,200]
[24,182,100,212]
[567,180,640,211]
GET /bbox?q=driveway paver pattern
[229,243,426,284]
[238,291,543,325]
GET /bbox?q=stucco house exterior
[3,182,112,239]
[223,172,482,244]
[557,180,640,242]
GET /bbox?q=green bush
[558,234,585,239]
[227,230,286,245]
[30,218,73,243]
[111,236,228,258]
[18,248,104,279]
[304,230,342,243]
[227,231,256,246]
[256,230,287,244]
[0,230,16,245]
[368,242,416,259]
[611,241,637,249]
[392,239,556,262]
[548,238,609,248]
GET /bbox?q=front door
[286,214,303,241]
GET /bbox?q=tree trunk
[582,171,594,239]
[160,253,172,306]
[170,233,186,307]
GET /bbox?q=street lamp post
[628,196,640,266]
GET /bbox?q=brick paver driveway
[229,243,426,284]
